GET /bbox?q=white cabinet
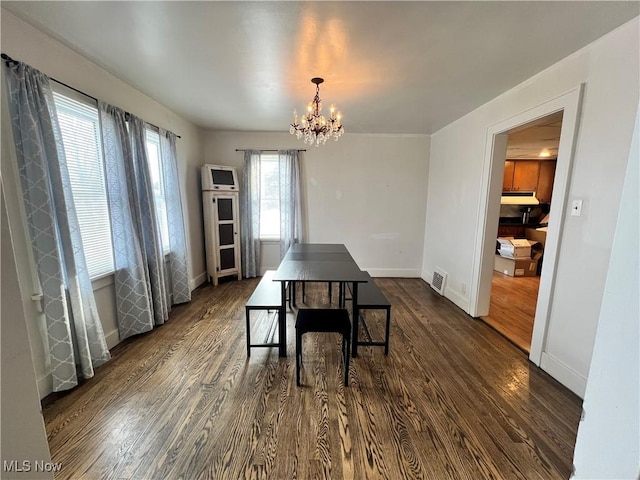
[201,165,241,285]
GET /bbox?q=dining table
[272,243,370,357]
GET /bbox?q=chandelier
[290,77,344,146]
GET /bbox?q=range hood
[501,191,540,205]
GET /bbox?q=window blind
[145,129,170,253]
[52,90,115,278]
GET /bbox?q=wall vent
[431,268,447,296]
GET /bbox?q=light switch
[571,199,583,216]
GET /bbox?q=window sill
[91,273,114,291]
[90,253,170,291]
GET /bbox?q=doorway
[481,112,562,352]
[468,85,583,368]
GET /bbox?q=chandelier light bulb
[290,77,345,146]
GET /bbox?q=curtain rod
[1,53,181,139]
[235,149,306,152]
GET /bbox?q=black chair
[295,309,351,386]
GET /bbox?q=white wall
[1,184,53,480]
[203,131,430,276]
[1,10,206,398]
[571,104,639,480]
[422,18,639,396]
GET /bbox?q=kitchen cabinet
[511,160,540,191]
[498,225,526,238]
[503,160,540,191]
[536,161,556,203]
[503,161,515,191]
[503,159,556,199]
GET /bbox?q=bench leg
[343,332,350,386]
[245,307,251,357]
[384,307,391,355]
[328,281,333,303]
[296,331,302,386]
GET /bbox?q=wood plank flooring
[42,278,581,480]
[482,273,541,352]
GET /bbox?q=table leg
[279,281,287,357]
[352,282,359,357]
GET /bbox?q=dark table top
[273,244,368,283]
[288,243,349,254]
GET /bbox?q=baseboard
[363,268,421,278]
[37,373,52,400]
[105,328,120,350]
[541,352,587,398]
[190,272,207,290]
[420,271,471,314]
[444,287,471,314]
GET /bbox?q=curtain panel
[5,61,110,392]
[278,150,302,259]
[240,150,261,278]
[99,103,188,339]
[158,129,191,304]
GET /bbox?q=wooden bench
[245,271,283,356]
[342,272,391,354]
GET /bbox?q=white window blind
[259,154,280,239]
[52,89,114,278]
[145,129,170,253]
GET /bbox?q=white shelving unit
[201,164,241,285]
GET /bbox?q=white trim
[91,273,114,291]
[362,268,421,278]
[37,373,53,400]
[540,352,587,398]
[190,272,207,290]
[444,287,470,313]
[104,328,120,350]
[469,85,584,370]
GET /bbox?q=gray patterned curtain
[99,102,170,339]
[158,129,191,303]
[5,61,110,392]
[279,150,302,258]
[240,150,261,277]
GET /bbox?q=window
[145,129,170,253]
[259,154,280,239]
[53,88,114,278]
[52,87,172,277]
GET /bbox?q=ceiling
[2,2,638,134]
[506,111,563,160]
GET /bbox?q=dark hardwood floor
[482,273,541,352]
[42,278,581,480]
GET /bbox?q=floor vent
[431,268,447,296]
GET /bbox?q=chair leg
[328,282,333,303]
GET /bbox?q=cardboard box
[525,227,547,248]
[494,254,539,277]
[497,237,535,259]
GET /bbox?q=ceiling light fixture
[290,77,344,146]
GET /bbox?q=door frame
[469,84,584,365]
